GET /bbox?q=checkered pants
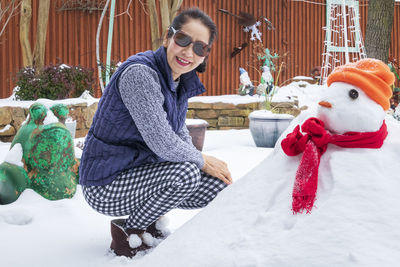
[82,161,227,229]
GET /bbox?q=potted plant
[248,58,295,148]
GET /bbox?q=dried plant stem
[275,62,285,86]
[96,0,111,93]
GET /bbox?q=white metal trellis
[320,0,366,84]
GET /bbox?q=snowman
[281,58,394,214]
[132,59,400,266]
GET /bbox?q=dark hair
[167,8,217,73]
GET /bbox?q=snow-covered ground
[0,129,271,267]
[1,81,400,266]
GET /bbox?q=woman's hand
[201,154,232,185]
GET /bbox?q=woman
[79,8,232,258]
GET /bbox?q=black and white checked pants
[82,161,227,229]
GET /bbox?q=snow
[0,129,270,267]
[189,94,265,104]
[59,64,71,69]
[0,124,11,133]
[65,120,77,139]
[274,81,325,110]
[21,114,30,126]
[185,118,208,126]
[292,75,315,80]
[78,90,99,106]
[43,109,60,125]
[142,232,161,247]
[128,234,143,249]
[4,143,23,167]
[0,89,99,108]
[249,109,294,119]
[155,216,169,232]
[65,117,74,123]
[0,81,400,266]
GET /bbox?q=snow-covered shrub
[15,64,94,100]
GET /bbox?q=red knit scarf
[281,117,388,214]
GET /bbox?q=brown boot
[110,219,151,258]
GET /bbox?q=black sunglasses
[170,27,211,57]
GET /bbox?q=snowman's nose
[319,101,332,108]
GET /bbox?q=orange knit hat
[327,58,394,110]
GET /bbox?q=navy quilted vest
[79,47,205,186]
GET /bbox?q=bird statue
[218,9,257,27]
[0,103,79,204]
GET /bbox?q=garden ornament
[258,48,279,72]
[238,67,255,96]
[256,65,274,96]
[0,102,79,204]
[231,42,248,58]
[218,9,274,42]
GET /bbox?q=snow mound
[133,111,400,267]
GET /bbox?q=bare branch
[55,0,106,13]
[138,0,149,16]
[115,0,133,20]
[0,0,22,37]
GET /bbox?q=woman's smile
[176,56,191,66]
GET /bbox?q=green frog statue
[0,102,79,204]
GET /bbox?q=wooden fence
[1,0,400,99]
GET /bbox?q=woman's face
[163,19,210,80]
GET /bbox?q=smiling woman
[164,19,210,80]
[78,8,232,258]
[163,8,218,77]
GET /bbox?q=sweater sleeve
[118,64,204,169]
[177,123,193,144]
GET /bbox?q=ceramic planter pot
[186,119,209,151]
[249,110,294,148]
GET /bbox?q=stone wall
[0,102,98,142]
[187,101,262,130]
[187,100,301,130]
[68,103,98,138]
[0,97,301,142]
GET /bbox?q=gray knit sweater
[118,64,204,169]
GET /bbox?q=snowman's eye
[349,89,359,99]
